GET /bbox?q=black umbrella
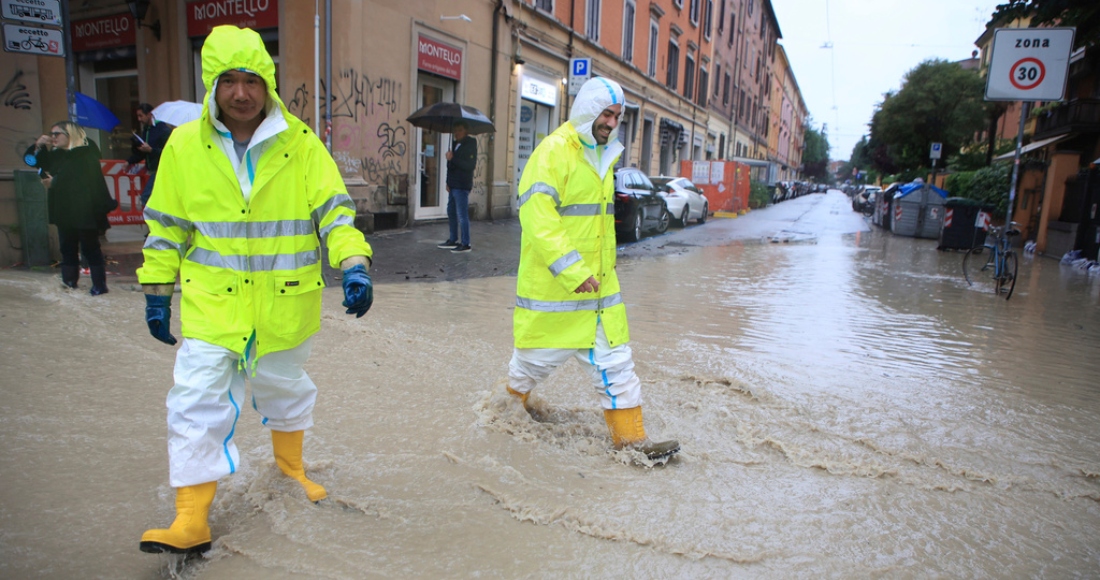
[406,102,495,134]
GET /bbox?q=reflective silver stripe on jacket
[310,193,355,229]
[143,235,187,256]
[548,250,582,277]
[193,219,315,239]
[515,292,623,312]
[186,246,320,272]
[557,203,605,216]
[318,214,354,242]
[144,207,193,232]
[517,182,560,209]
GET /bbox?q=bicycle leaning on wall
[962,222,1021,300]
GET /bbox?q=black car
[613,168,669,242]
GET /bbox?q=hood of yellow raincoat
[569,77,624,147]
[200,25,285,120]
[568,77,625,178]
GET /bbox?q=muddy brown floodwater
[1,212,1098,578]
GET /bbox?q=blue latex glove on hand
[341,264,373,318]
[145,294,178,345]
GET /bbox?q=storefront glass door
[414,76,454,220]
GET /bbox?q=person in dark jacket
[127,103,174,205]
[437,120,477,253]
[24,121,114,295]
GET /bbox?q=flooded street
[2,192,1099,578]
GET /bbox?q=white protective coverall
[138,25,372,487]
[508,77,643,411]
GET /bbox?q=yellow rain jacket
[137,25,372,359]
[514,77,628,349]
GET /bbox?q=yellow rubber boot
[506,387,530,407]
[604,407,681,460]
[272,430,328,502]
[140,481,217,554]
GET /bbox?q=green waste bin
[14,170,51,267]
[939,197,992,250]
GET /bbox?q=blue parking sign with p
[568,58,592,95]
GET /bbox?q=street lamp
[440,14,472,22]
[127,0,161,41]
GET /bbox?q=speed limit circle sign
[985,28,1074,101]
[1009,57,1044,90]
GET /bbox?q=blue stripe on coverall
[590,316,616,409]
[224,385,241,474]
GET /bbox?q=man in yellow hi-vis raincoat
[507,77,679,461]
[137,26,374,554]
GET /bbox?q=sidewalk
[102,218,523,288]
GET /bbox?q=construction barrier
[101,159,147,225]
[680,160,750,213]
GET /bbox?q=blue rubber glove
[145,294,178,345]
[341,264,373,318]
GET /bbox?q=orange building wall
[1036,151,1082,253]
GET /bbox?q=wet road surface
[2,190,1098,578]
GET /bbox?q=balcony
[1033,98,1100,139]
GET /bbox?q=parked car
[614,167,669,242]
[649,176,709,226]
[852,186,880,215]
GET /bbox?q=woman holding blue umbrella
[24,121,115,295]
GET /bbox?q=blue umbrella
[73,92,120,132]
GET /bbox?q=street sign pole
[929,142,941,184]
[1005,103,1028,229]
[60,0,75,122]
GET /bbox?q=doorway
[516,98,553,187]
[414,75,455,220]
[79,59,137,161]
[615,107,637,170]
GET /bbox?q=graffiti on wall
[286,84,312,127]
[2,70,33,110]
[1,66,40,168]
[329,68,401,121]
[321,68,407,186]
[283,69,408,187]
[471,134,489,200]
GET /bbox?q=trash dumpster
[872,183,900,229]
[891,182,948,239]
[939,198,992,250]
[14,170,51,267]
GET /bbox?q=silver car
[648,176,709,226]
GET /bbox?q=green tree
[868,59,989,175]
[802,123,830,182]
[990,0,1100,49]
[840,135,876,182]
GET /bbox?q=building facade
[0,0,809,267]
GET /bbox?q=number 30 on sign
[1010,57,1045,90]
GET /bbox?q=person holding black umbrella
[437,120,477,253]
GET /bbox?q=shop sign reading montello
[417,35,462,81]
[71,12,135,52]
[187,0,278,37]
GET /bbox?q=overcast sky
[771,0,1003,161]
